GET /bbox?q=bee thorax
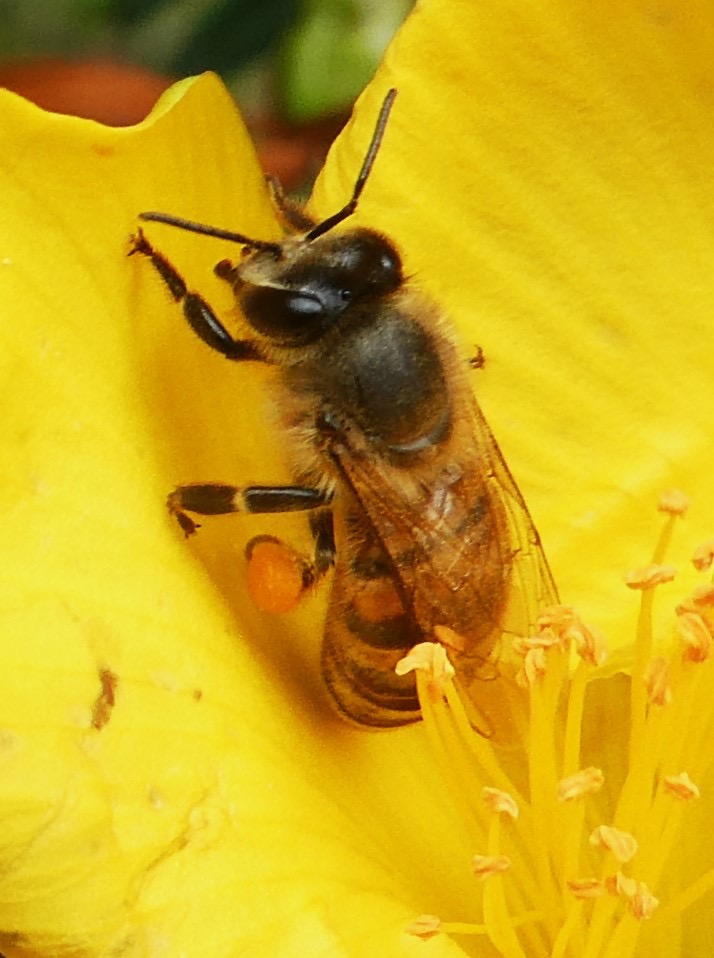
[290,310,451,460]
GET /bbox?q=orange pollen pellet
[662,771,700,801]
[692,539,714,572]
[644,657,672,707]
[676,611,713,663]
[405,915,442,940]
[246,538,306,614]
[625,564,677,590]
[482,787,519,819]
[590,825,638,863]
[472,854,511,880]
[556,767,604,802]
[657,489,690,516]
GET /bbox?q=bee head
[235,228,403,347]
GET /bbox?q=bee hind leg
[168,483,335,612]
[246,508,335,614]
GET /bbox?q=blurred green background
[0,0,412,122]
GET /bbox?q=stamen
[604,871,637,898]
[472,854,511,880]
[661,771,700,801]
[678,583,714,611]
[691,539,714,572]
[643,656,672,707]
[405,915,442,940]
[569,621,607,667]
[395,641,454,704]
[657,489,690,516]
[675,611,713,663]
[589,825,638,863]
[624,564,677,590]
[520,646,548,686]
[536,604,579,634]
[403,490,711,957]
[512,634,561,655]
[556,767,604,802]
[629,882,659,920]
[567,878,607,900]
[482,787,519,819]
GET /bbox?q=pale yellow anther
[630,882,659,920]
[625,564,677,590]
[676,611,713,663]
[568,621,607,667]
[567,878,607,900]
[405,915,442,940]
[395,641,455,681]
[522,646,548,685]
[590,825,639,863]
[604,871,637,898]
[692,539,714,572]
[679,584,714,611]
[536,604,579,634]
[662,771,700,801]
[657,489,690,516]
[556,767,604,802]
[471,854,511,880]
[643,656,672,707]
[512,633,561,656]
[482,787,519,819]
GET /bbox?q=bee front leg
[129,230,265,362]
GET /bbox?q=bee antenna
[137,212,283,255]
[305,88,397,243]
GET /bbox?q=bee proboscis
[130,88,557,728]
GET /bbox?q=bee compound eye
[287,292,324,318]
[241,284,328,345]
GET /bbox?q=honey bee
[130,89,557,728]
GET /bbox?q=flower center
[402,490,714,956]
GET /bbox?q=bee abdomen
[321,560,421,727]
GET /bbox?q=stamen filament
[629,512,678,758]
[655,863,714,924]
[415,669,485,846]
[482,815,527,958]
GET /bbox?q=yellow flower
[1,1,713,957]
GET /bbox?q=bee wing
[329,397,558,653]
[475,407,559,646]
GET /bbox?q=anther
[589,825,638,863]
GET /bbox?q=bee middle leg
[167,482,330,536]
